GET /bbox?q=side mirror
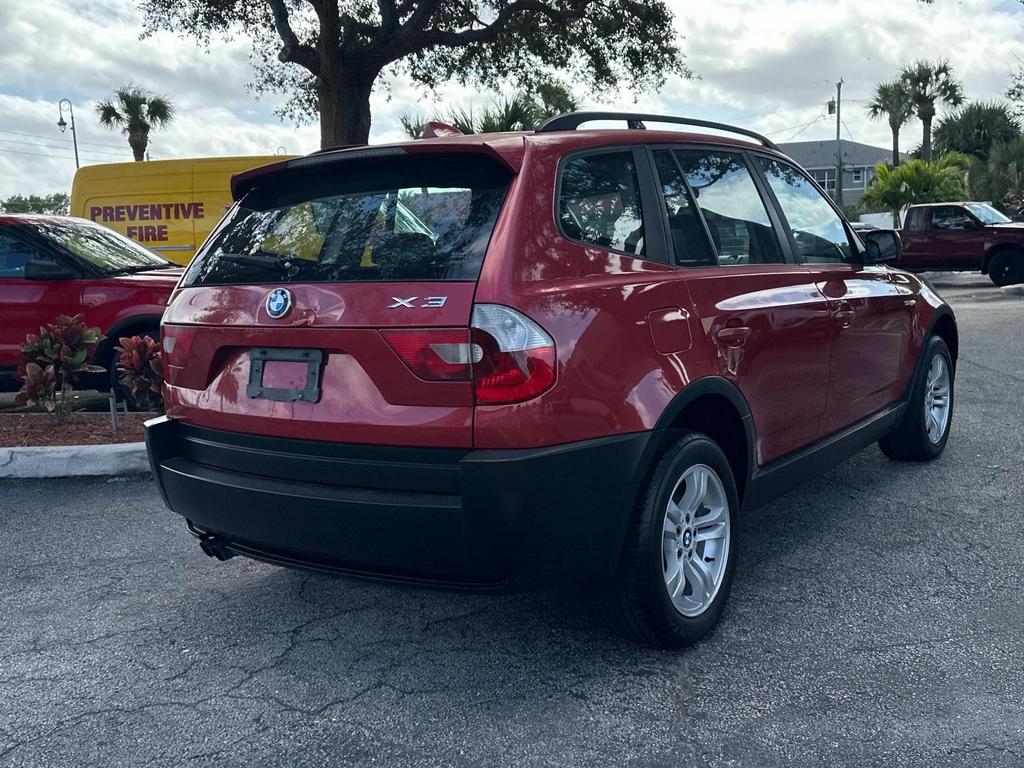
[967,218,984,230]
[23,257,77,281]
[863,229,901,265]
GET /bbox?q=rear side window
[905,207,927,232]
[183,154,511,286]
[673,150,785,266]
[558,152,645,256]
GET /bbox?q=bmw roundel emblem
[265,288,292,319]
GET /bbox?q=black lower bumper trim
[146,417,651,591]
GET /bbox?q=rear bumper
[145,416,651,591]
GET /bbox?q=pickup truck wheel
[608,432,738,648]
[989,250,1024,286]
[879,336,953,462]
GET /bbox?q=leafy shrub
[16,314,104,421]
[114,335,164,411]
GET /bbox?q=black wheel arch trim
[641,376,758,490]
[96,315,163,360]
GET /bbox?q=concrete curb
[0,442,149,479]
[1000,284,1024,296]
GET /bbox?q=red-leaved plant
[16,314,105,421]
[114,335,164,411]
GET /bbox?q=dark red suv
[146,113,958,647]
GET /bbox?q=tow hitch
[186,520,236,561]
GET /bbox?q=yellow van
[69,156,291,264]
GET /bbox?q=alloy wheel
[662,464,731,617]
[924,354,951,444]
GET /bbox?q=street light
[57,99,80,169]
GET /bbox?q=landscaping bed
[0,413,151,447]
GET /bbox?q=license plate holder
[246,348,323,403]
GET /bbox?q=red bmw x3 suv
[146,112,958,647]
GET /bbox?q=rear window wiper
[215,252,295,271]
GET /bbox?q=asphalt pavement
[1,273,1022,767]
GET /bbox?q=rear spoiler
[230,142,519,201]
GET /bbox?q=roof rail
[536,111,778,151]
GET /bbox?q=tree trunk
[890,122,901,167]
[318,64,377,148]
[919,100,935,162]
[128,129,148,162]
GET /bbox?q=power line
[0,147,76,161]
[0,127,127,150]
[0,137,127,159]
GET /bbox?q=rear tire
[988,250,1024,287]
[609,432,739,648]
[879,336,953,462]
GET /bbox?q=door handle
[832,302,855,327]
[716,326,751,347]
[904,299,917,308]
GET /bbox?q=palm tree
[899,60,966,162]
[96,85,174,161]
[861,154,968,227]
[933,101,1021,161]
[867,80,914,167]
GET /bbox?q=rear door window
[558,151,645,256]
[183,154,511,286]
[672,149,785,265]
[651,150,717,267]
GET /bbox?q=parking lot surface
[2,274,1022,767]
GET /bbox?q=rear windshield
[182,153,511,286]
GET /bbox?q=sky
[1,0,1023,198]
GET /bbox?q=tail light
[380,305,556,405]
[470,304,555,404]
[380,329,476,381]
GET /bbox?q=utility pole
[829,79,844,208]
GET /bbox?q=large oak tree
[141,0,688,148]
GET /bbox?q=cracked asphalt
[2,273,1022,767]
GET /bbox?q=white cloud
[1,0,1023,198]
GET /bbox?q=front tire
[879,336,954,462]
[610,432,739,648]
[989,250,1024,287]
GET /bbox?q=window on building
[851,168,864,185]
[558,151,645,256]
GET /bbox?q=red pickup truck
[0,215,180,390]
[898,202,1024,286]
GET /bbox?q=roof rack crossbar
[536,111,778,151]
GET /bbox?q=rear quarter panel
[472,140,716,450]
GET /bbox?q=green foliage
[861,155,968,227]
[16,314,105,422]
[96,84,175,160]
[866,79,914,166]
[0,193,70,215]
[933,101,1021,161]
[899,59,966,161]
[114,335,164,412]
[967,137,1024,211]
[400,80,578,138]
[139,0,684,145]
